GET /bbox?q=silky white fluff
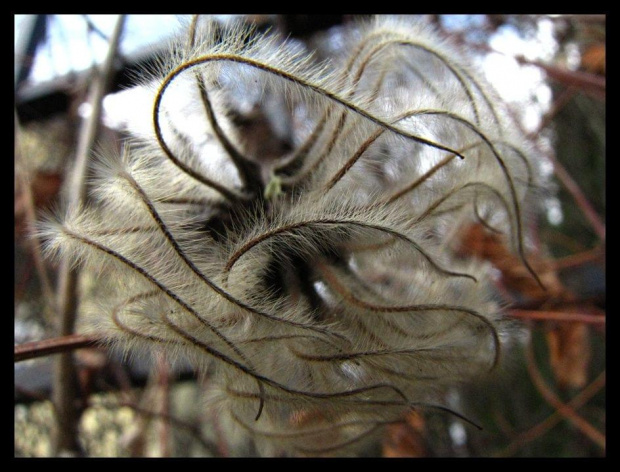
[38,15,542,457]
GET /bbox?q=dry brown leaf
[546,321,591,390]
[581,43,605,75]
[456,223,564,301]
[382,411,426,458]
[457,224,592,389]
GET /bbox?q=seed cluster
[40,16,540,456]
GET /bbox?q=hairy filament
[286,32,408,187]
[111,291,186,345]
[227,387,482,431]
[339,237,397,253]
[225,218,477,282]
[347,33,484,125]
[316,260,500,369]
[188,16,261,194]
[240,333,346,354]
[231,411,402,440]
[278,25,408,178]
[324,108,466,192]
[88,226,159,236]
[383,153,459,205]
[473,193,504,234]
[151,115,243,202]
[159,196,214,206]
[59,228,255,369]
[294,423,385,455]
[414,181,512,226]
[288,112,349,187]
[398,109,543,289]
[375,34,503,130]
[153,54,467,167]
[275,108,333,176]
[151,53,243,201]
[163,313,410,404]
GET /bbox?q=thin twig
[530,86,577,137]
[458,37,605,100]
[539,149,606,242]
[81,14,110,42]
[14,334,99,362]
[495,370,605,457]
[515,55,605,100]
[525,334,605,450]
[509,309,605,325]
[53,15,126,456]
[547,245,604,271]
[14,251,34,302]
[522,81,606,242]
[540,14,606,24]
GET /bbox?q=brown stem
[531,86,577,136]
[460,38,605,100]
[14,334,99,362]
[510,81,605,242]
[515,55,605,99]
[547,245,604,272]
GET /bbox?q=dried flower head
[39,15,542,456]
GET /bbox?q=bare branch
[15,334,99,362]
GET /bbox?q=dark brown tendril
[161,313,411,406]
[153,54,467,177]
[378,109,543,290]
[316,260,500,370]
[188,15,262,195]
[225,218,477,282]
